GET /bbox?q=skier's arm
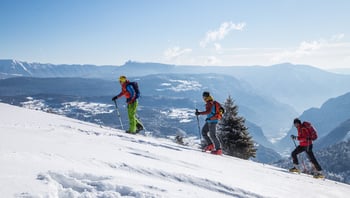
[112,91,123,101]
[114,90,126,99]
[198,102,212,115]
[113,85,129,100]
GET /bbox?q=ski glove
[195,109,200,116]
[290,135,297,140]
[112,96,118,101]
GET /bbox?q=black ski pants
[291,144,322,171]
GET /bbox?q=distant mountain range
[315,140,350,183]
[315,119,350,149]
[0,59,117,79]
[328,68,350,74]
[2,59,350,113]
[2,59,350,133]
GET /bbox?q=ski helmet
[119,76,127,83]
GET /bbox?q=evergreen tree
[218,96,256,159]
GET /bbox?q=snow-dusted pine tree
[218,96,256,159]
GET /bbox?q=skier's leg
[201,122,212,145]
[291,145,305,165]
[127,102,137,133]
[208,122,221,150]
[305,144,322,171]
[133,101,144,131]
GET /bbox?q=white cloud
[214,43,222,51]
[163,46,192,59]
[162,34,350,69]
[298,41,322,52]
[331,33,345,41]
[271,34,347,63]
[205,56,221,65]
[200,22,246,48]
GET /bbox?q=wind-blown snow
[62,101,114,115]
[1,103,349,197]
[160,108,193,123]
[21,97,50,111]
[157,80,202,92]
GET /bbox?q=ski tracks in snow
[36,171,161,198]
[34,169,265,198]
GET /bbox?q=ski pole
[113,99,124,130]
[292,137,307,173]
[292,137,297,147]
[195,109,202,141]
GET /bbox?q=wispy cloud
[205,56,221,65]
[214,43,222,51]
[271,34,346,62]
[331,33,345,41]
[162,34,349,69]
[200,22,246,48]
[163,46,192,59]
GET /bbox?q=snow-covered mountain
[3,59,350,114]
[0,59,117,79]
[1,102,349,197]
[3,59,350,135]
[315,140,350,183]
[315,119,350,149]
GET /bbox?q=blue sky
[1,0,350,69]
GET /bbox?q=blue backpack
[128,81,140,99]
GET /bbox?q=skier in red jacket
[289,118,324,178]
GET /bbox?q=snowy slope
[1,103,349,198]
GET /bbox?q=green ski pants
[127,101,142,133]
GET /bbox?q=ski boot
[313,171,325,179]
[211,149,223,155]
[202,144,214,152]
[289,167,300,173]
[136,123,144,133]
[125,130,136,135]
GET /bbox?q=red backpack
[302,121,318,141]
[213,101,225,120]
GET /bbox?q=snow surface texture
[1,103,349,198]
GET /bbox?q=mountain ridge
[2,59,350,114]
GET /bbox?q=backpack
[214,101,225,120]
[302,121,318,141]
[128,81,140,99]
